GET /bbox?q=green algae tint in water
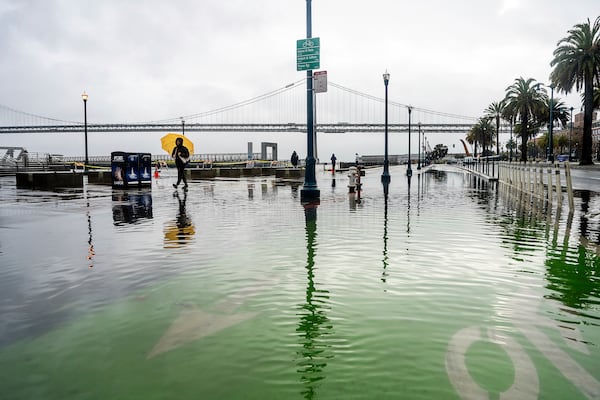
[0,165,599,399]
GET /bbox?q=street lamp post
[300,0,319,201]
[569,106,573,161]
[548,84,555,162]
[381,71,391,184]
[407,106,412,177]
[181,118,185,136]
[417,122,421,170]
[82,91,88,175]
[509,116,513,162]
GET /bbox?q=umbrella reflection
[296,202,333,399]
[164,190,195,248]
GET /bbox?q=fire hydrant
[348,167,358,193]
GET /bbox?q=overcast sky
[0,0,598,159]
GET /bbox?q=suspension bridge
[1,80,490,135]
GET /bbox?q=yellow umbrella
[161,133,194,155]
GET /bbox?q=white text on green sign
[297,37,320,71]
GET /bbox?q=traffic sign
[297,37,320,71]
[314,71,327,93]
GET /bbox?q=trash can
[139,153,152,186]
[111,151,127,188]
[111,151,153,188]
[125,153,140,187]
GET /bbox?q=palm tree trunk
[520,114,528,162]
[581,74,595,165]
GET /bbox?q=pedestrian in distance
[330,153,337,173]
[172,137,190,190]
[291,150,299,168]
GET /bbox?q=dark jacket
[172,145,190,166]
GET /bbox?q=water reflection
[164,190,195,248]
[497,184,600,318]
[381,182,389,284]
[112,190,153,225]
[291,183,300,199]
[86,201,95,269]
[407,176,412,234]
[546,208,600,311]
[296,202,333,399]
[84,186,95,269]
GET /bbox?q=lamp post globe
[381,71,391,184]
[81,91,88,175]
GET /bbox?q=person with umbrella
[172,137,190,190]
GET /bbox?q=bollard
[565,162,574,210]
[547,166,553,207]
[538,164,544,200]
[555,168,562,208]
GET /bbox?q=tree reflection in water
[296,202,333,399]
[545,190,600,310]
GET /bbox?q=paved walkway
[566,163,600,192]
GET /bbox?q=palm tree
[542,97,570,129]
[466,124,482,157]
[504,77,547,162]
[467,117,495,157]
[485,101,505,156]
[550,17,600,165]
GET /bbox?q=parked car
[556,154,569,162]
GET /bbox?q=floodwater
[0,165,599,399]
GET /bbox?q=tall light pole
[301,0,320,201]
[423,133,427,163]
[569,106,574,161]
[495,111,500,156]
[381,71,390,184]
[181,117,185,136]
[82,91,88,175]
[417,122,421,170]
[407,106,412,177]
[509,116,513,162]
[548,84,555,162]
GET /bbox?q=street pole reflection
[296,201,332,399]
[381,183,389,283]
[85,186,95,269]
[407,176,412,234]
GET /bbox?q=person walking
[291,150,299,168]
[330,153,337,173]
[172,137,190,190]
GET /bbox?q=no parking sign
[314,71,327,93]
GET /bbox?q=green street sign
[297,37,320,71]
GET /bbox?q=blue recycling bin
[139,153,152,186]
[111,152,153,188]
